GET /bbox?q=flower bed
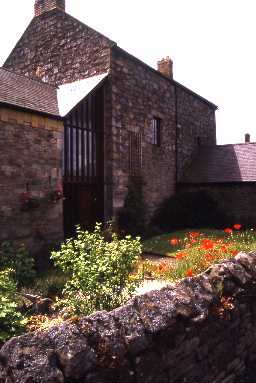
[142,225,256,281]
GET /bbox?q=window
[128,131,142,175]
[149,117,161,146]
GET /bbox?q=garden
[1,222,256,345]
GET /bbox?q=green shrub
[152,190,228,231]
[51,224,142,316]
[118,175,146,236]
[0,269,27,342]
[0,242,36,286]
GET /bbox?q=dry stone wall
[0,107,63,259]
[1,252,256,382]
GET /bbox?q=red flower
[186,268,193,277]
[158,261,168,272]
[189,231,200,239]
[20,191,31,204]
[231,250,238,257]
[205,253,213,261]
[224,228,233,235]
[169,238,179,246]
[233,224,242,230]
[220,245,228,254]
[200,239,214,250]
[190,239,197,244]
[175,252,186,260]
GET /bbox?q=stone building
[0,0,223,253]
[179,141,256,226]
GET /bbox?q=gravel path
[141,252,176,266]
[136,253,176,295]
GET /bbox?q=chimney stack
[34,0,65,17]
[157,56,173,79]
[245,133,250,143]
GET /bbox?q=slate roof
[180,144,256,183]
[0,68,59,116]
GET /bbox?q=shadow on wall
[151,189,229,231]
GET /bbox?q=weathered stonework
[0,107,63,257]
[110,47,216,219]
[110,48,177,219]
[1,252,256,382]
[176,87,216,180]
[3,6,217,226]
[179,182,256,226]
[4,9,113,85]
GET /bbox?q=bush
[0,242,36,286]
[152,190,228,231]
[0,269,27,342]
[118,175,146,236]
[51,224,142,316]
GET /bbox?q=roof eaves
[0,101,62,120]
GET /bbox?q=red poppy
[200,239,214,250]
[158,261,168,272]
[231,250,238,257]
[233,224,242,230]
[224,228,233,235]
[189,231,200,239]
[169,238,179,246]
[175,252,186,260]
[220,245,228,254]
[186,268,193,277]
[205,253,213,261]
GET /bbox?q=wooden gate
[63,86,104,237]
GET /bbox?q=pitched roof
[180,144,256,183]
[4,8,216,110]
[57,72,108,117]
[0,68,59,116]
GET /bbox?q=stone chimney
[157,57,173,79]
[245,133,250,143]
[34,0,65,17]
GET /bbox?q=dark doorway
[63,85,105,237]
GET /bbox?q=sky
[0,0,255,144]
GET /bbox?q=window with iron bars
[128,131,142,175]
[149,117,161,146]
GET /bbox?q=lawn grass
[143,228,225,256]
[142,226,256,282]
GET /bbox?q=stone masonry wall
[110,47,217,219]
[3,8,217,222]
[3,9,113,86]
[0,107,63,258]
[1,252,256,382]
[178,182,256,226]
[110,48,177,219]
[176,87,216,180]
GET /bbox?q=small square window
[149,117,161,146]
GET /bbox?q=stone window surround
[149,116,161,146]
